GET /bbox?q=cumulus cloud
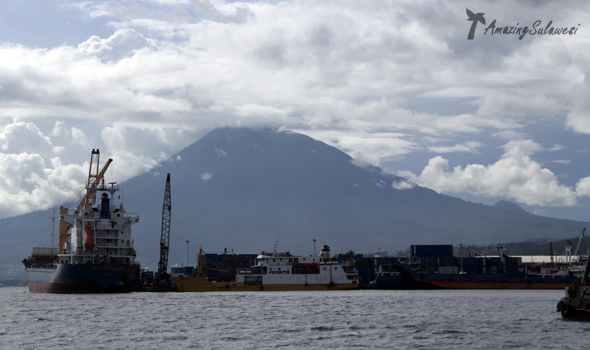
[576,177,590,196]
[0,152,85,217]
[398,140,582,206]
[77,29,156,62]
[392,179,415,190]
[0,122,54,154]
[428,141,483,154]
[0,119,198,219]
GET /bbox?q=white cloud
[297,129,416,167]
[576,177,590,196]
[428,141,483,154]
[392,179,415,190]
[201,172,213,181]
[0,122,54,154]
[565,69,590,134]
[0,152,84,217]
[500,139,543,157]
[71,127,92,150]
[492,130,527,141]
[100,124,197,181]
[398,140,581,206]
[77,29,156,62]
[215,147,228,158]
[0,119,199,218]
[551,159,571,165]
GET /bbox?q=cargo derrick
[58,149,112,253]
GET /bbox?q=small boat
[175,245,359,292]
[557,253,590,320]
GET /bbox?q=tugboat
[557,253,590,320]
[22,149,141,293]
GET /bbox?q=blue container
[411,245,453,257]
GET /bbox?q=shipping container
[438,266,459,274]
[411,245,453,257]
[438,256,457,266]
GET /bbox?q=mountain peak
[494,200,529,214]
[182,127,351,161]
[171,127,368,193]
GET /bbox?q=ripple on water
[0,288,584,349]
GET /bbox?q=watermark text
[467,9,581,40]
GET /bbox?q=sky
[0,0,589,223]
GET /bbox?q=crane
[574,227,586,257]
[156,173,172,286]
[58,149,112,253]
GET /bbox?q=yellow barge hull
[174,276,359,292]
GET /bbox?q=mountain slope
[2,127,586,268]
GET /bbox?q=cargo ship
[371,245,581,290]
[175,245,359,292]
[22,150,141,293]
[395,264,580,289]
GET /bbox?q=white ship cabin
[59,182,139,266]
[236,245,359,285]
[251,254,324,273]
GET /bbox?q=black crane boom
[157,173,171,282]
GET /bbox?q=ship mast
[51,208,55,249]
[78,149,113,211]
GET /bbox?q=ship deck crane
[156,173,172,286]
[58,149,112,253]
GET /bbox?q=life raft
[84,223,94,250]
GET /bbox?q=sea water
[1,287,588,349]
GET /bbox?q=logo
[466,9,581,40]
[466,9,485,40]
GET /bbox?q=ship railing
[24,261,57,269]
[124,212,140,221]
